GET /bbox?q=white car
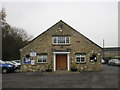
[101,59,105,64]
[108,59,120,66]
[5,61,14,65]
[11,61,21,69]
[13,60,21,65]
[5,61,20,69]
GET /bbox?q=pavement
[2,64,119,88]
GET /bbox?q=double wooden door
[56,54,67,70]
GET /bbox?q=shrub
[71,63,77,71]
[47,64,51,69]
[46,64,52,72]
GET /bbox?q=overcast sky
[1,0,118,47]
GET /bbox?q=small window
[75,54,86,63]
[52,36,70,44]
[37,55,47,63]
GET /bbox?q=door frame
[53,52,70,71]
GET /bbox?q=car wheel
[111,63,114,66]
[114,63,116,66]
[108,63,111,66]
[110,63,113,66]
[2,68,8,74]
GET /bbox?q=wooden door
[56,54,67,70]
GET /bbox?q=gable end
[20,20,102,50]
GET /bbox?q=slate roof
[103,47,120,52]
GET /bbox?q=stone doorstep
[43,70,80,74]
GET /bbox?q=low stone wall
[21,63,102,72]
[21,64,47,72]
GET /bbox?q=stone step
[43,70,80,74]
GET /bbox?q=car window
[12,62,16,64]
[5,61,13,64]
[15,61,20,63]
[115,59,120,62]
[12,61,17,64]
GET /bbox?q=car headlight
[8,65,13,67]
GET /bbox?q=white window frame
[75,54,86,63]
[52,36,70,45]
[37,55,47,63]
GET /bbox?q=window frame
[75,54,86,63]
[52,36,70,45]
[37,55,47,63]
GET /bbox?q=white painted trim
[52,43,70,45]
[69,37,70,44]
[67,54,70,71]
[53,52,70,54]
[53,52,70,71]
[54,54,56,71]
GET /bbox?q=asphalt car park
[2,64,119,88]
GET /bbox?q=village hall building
[20,20,102,72]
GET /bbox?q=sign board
[31,60,35,65]
[23,58,31,64]
[30,51,36,57]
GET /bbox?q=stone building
[103,47,120,59]
[20,20,102,72]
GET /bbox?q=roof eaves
[60,21,102,49]
[20,20,63,50]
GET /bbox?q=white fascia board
[53,52,70,54]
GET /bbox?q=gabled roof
[21,20,102,50]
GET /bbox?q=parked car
[108,59,120,66]
[11,61,21,69]
[13,60,21,65]
[0,60,15,74]
[101,59,105,64]
[5,61,20,69]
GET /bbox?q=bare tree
[1,8,33,60]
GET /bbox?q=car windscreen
[15,61,20,63]
[5,62,13,64]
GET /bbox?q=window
[37,55,47,63]
[66,36,69,43]
[75,54,86,63]
[52,36,70,44]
